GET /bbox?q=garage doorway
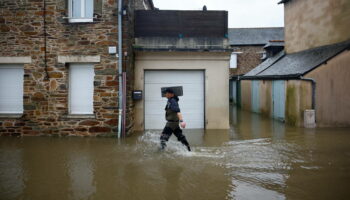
[144,70,205,130]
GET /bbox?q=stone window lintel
[57,55,101,64]
[0,57,32,64]
[0,114,24,119]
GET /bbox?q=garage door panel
[146,105,203,116]
[145,117,202,130]
[145,71,203,84]
[145,71,204,129]
[145,84,203,101]
[145,117,203,129]
[181,104,203,113]
[145,116,166,130]
[145,101,166,115]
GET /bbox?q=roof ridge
[288,39,350,55]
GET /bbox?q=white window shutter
[0,65,24,114]
[230,53,237,69]
[69,64,94,114]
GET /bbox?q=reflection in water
[0,106,350,199]
[67,152,96,200]
[0,148,25,200]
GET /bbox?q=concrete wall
[285,80,313,126]
[239,79,312,127]
[306,50,350,127]
[259,80,272,117]
[240,80,251,111]
[134,52,230,130]
[284,0,350,53]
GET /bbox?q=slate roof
[228,27,284,46]
[243,40,350,79]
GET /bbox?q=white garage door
[145,71,204,130]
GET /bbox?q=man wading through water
[160,88,191,151]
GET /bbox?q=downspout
[300,76,316,110]
[43,0,49,80]
[117,0,123,138]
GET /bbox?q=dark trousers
[160,126,190,148]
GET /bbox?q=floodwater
[1,107,350,200]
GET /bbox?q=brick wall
[230,46,264,76]
[0,0,139,136]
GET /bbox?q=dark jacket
[165,97,180,122]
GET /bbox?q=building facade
[133,10,231,130]
[239,0,350,127]
[228,27,284,76]
[0,0,153,136]
[0,1,231,136]
[228,27,284,104]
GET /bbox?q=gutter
[43,0,49,80]
[240,74,301,80]
[117,0,123,138]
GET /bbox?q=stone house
[0,0,154,136]
[228,27,284,104]
[0,0,231,136]
[238,0,350,127]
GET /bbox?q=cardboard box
[161,86,183,97]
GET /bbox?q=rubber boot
[186,145,191,152]
[180,138,191,151]
[160,140,166,150]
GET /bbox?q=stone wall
[230,46,264,76]
[134,0,152,10]
[0,0,139,136]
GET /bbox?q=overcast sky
[152,0,284,28]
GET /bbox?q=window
[69,64,94,114]
[0,65,24,114]
[230,53,237,68]
[68,0,94,23]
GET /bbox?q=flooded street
[1,107,350,200]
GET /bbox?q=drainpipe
[117,0,123,138]
[300,76,316,110]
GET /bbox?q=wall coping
[0,57,32,64]
[58,55,101,64]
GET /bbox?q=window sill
[68,18,94,23]
[0,113,23,119]
[64,114,96,119]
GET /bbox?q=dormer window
[68,0,93,23]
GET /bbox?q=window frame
[229,53,238,69]
[68,63,95,115]
[0,65,24,114]
[68,0,94,23]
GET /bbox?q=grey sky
[152,0,284,28]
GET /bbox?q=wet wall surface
[1,107,350,200]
